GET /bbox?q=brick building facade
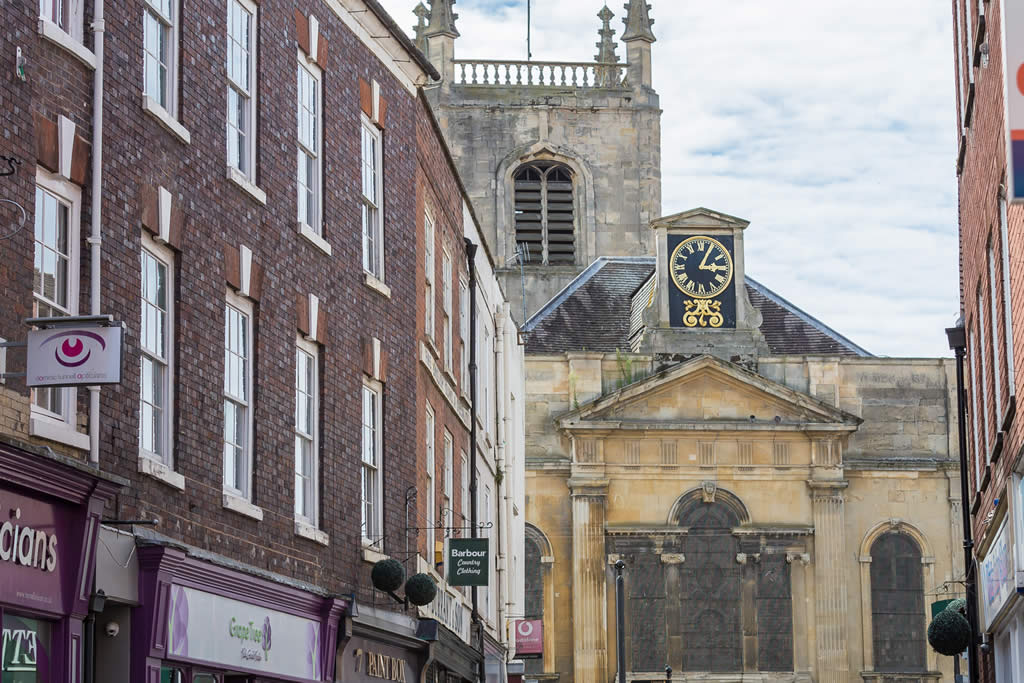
[950,0,1024,679]
[0,0,520,681]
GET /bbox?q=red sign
[515,620,542,656]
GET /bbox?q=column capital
[568,477,610,497]
[806,479,849,500]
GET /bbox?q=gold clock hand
[699,246,713,270]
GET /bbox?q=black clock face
[669,236,734,299]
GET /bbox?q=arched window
[870,532,926,672]
[679,500,743,672]
[523,524,552,675]
[513,161,575,265]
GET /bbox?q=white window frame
[143,0,179,116]
[139,234,175,467]
[970,328,983,490]
[999,195,1017,395]
[425,210,435,338]
[223,290,255,500]
[426,404,436,565]
[362,380,384,546]
[30,171,82,445]
[226,0,258,182]
[443,431,453,510]
[460,451,469,526]
[442,250,453,373]
[978,287,992,459]
[361,117,384,279]
[988,238,1003,419]
[297,53,323,237]
[38,0,96,70]
[295,336,319,526]
[459,278,469,391]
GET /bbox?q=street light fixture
[945,322,979,683]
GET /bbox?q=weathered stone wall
[524,351,960,682]
[426,84,662,323]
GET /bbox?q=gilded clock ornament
[670,236,734,299]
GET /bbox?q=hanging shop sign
[980,518,1015,631]
[1005,0,1024,200]
[514,620,542,657]
[26,324,122,387]
[447,538,489,587]
[165,585,324,679]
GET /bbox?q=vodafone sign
[515,619,542,656]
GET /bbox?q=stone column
[787,552,812,676]
[809,481,850,683]
[569,477,610,683]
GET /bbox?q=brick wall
[1,0,427,609]
[416,94,474,569]
[953,1,1023,681]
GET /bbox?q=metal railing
[453,59,626,89]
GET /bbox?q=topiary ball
[928,606,971,656]
[405,573,438,606]
[371,559,406,593]
[946,598,967,615]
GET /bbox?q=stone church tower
[419,0,663,323]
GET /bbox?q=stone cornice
[567,477,610,496]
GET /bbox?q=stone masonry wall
[427,83,662,323]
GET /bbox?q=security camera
[104,621,120,638]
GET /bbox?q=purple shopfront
[0,440,121,683]
[133,544,348,683]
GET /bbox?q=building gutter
[494,304,509,653]
[87,0,105,466]
[464,237,484,682]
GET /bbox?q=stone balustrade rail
[453,60,626,89]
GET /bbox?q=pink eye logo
[43,330,106,367]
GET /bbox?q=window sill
[227,167,267,205]
[364,273,391,298]
[38,19,96,70]
[295,519,329,546]
[298,223,333,255]
[29,415,90,450]
[141,95,191,145]
[222,492,263,520]
[361,545,389,564]
[138,456,185,491]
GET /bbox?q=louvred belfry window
[514,161,576,265]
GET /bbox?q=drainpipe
[465,238,483,682]
[494,306,508,654]
[88,0,106,466]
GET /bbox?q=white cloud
[378,0,960,357]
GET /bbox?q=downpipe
[88,0,105,466]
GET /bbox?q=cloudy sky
[377,0,959,358]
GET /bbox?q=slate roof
[522,257,872,357]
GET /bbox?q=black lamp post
[615,559,626,683]
[946,323,979,683]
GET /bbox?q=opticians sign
[26,324,122,387]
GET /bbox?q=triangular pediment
[558,355,860,431]
[650,207,750,231]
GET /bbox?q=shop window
[2,612,52,681]
[870,532,926,672]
